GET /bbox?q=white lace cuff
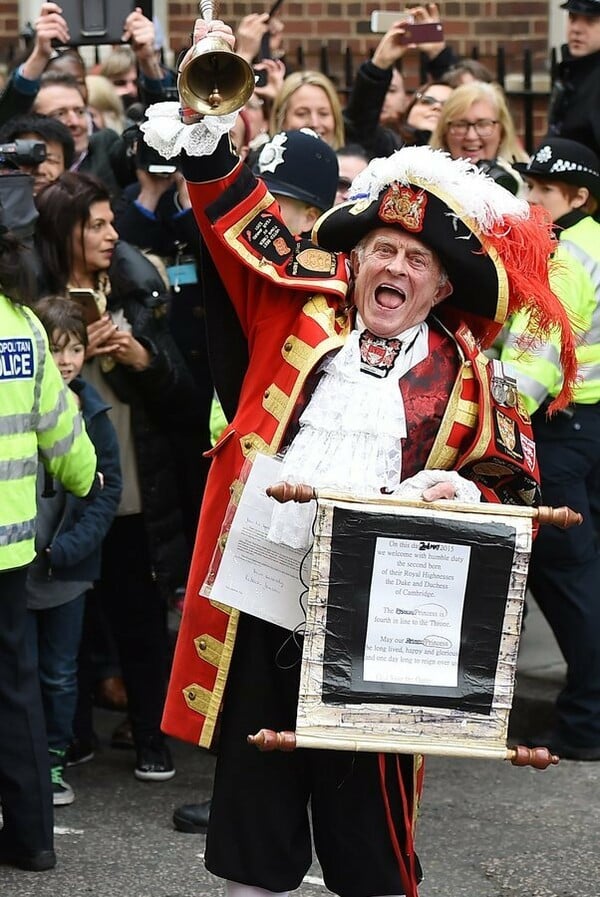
[140,101,238,159]
[393,469,482,503]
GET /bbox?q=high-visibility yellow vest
[500,215,600,412]
[0,294,97,572]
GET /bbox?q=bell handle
[199,0,215,22]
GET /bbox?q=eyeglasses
[447,118,499,137]
[413,92,445,109]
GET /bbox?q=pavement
[3,598,599,897]
[508,593,566,738]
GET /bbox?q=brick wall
[167,1,552,92]
[167,1,553,148]
[0,0,19,68]
[0,2,553,146]
[0,2,553,91]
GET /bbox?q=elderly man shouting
[143,17,576,897]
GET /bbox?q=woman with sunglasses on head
[395,82,453,146]
[429,81,528,194]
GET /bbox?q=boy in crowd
[25,297,121,804]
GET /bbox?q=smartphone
[253,67,268,88]
[399,22,444,45]
[267,0,286,17]
[258,0,286,60]
[370,11,413,33]
[69,289,101,325]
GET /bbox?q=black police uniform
[547,0,600,159]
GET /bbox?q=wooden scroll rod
[247,729,559,769]
[265,482,582,529]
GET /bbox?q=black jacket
[114,183,244,425]
[343,46,459,159]
[547,46,600,159]
[99,240,206,590]
[343,60,403,158]
[43,377,122,582]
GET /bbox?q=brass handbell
[178,0,255,115]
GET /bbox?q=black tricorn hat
[560,0,600,14]
[312,146,578,410]
[513,138,600,201]
[312,147,543,327]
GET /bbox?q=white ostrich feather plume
[348,146,530,235]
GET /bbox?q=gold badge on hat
[379,185,427,232]
[349,198,372,217]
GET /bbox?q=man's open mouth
[375,284,406,309]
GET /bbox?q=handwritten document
[207,454,307,631]
[363,536,471,687]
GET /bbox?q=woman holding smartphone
[35,171,205,782]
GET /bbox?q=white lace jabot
[268,319,429,549]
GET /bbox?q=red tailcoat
[162,158,540,751]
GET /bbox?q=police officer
[547,0,600,160]
[502,137,600,759]
[0,229,97,870]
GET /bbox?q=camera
[0,140,47,169]
[122,124,179,176]
[136,139,179,175]
[253,68,268,88]
[476,159,520,196]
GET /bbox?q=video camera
[476,159,520,196]
[0,142,46,240]
[0,140,47,169]
[123,111,179,176]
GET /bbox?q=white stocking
[225,883,289,897]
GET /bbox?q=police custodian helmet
[254,128,339,213]
[560,0,600,15]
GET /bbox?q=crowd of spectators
[1,0,600,874]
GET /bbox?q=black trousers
[528,404,600,745]
[205,614,418,897]
[76,515,169,744]
[0,567,53,852]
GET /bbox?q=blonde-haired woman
[430,80,528,162]
[99,45,139,105]
[270,70,345,149]
[86,75,126,134]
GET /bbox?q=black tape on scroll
[321,506,516,715]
